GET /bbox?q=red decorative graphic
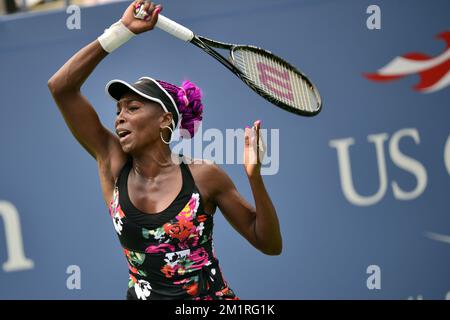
[364,31,450,93]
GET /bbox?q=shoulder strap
[178,154,197,190]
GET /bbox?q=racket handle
[155,15,194,42]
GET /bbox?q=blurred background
[0,0,449,299]
[0,0,117,15]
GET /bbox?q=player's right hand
[121,0,162,34]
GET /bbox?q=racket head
[230,45,322,117]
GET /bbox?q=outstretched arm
[210,120,282,255]
[47,1,161,160]
[48,39,110,160]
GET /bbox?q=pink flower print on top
[177,233,200,251]
[145,243,176,254]
[188,247,210,270]
[177,193,200,222]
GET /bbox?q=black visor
[105,77,180,129]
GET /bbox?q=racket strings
[233,49,319,113]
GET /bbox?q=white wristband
[98,20,135,53]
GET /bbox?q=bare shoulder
[185,157,223,179]
[184,157,232,195]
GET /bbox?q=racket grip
[155,15,194,42]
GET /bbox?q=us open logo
[365,31,450,93]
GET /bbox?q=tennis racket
[135,7,322,117]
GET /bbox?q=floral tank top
[108,155,238,300]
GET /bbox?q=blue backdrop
[0,0,449,299]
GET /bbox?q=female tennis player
[48,1,282,300]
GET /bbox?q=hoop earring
[160,125,173,145]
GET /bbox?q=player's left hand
[243,120,266,177]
